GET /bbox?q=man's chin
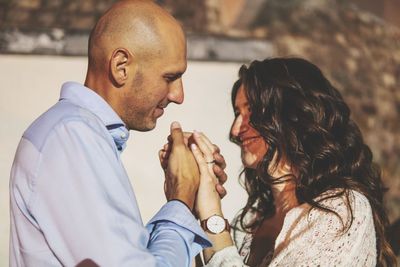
[132,120,157,132]
[142,124,156,132]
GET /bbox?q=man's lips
[155,107,164,117]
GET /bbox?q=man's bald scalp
[88,0,180,72]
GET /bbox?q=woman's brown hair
[231,57,396,266]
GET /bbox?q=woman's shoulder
[271,189,377,266]
[316,189,370,206]
[313,189,372,220]
[281,189,374,239]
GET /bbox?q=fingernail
[191,143,198,150]
[171,121,181,129]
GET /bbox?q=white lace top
[205,190,377,267]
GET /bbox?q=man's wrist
[167,184,197,210]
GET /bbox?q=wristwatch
[200,214,230,234]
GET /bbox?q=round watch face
[206,215,226,234]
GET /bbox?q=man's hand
[161,122,200,210]
[160,132,228,199]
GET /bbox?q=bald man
[9,1,217,266]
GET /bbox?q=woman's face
[231,85,268,169]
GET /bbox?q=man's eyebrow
[164,72,183,79]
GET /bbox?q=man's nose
[168,79,184,104]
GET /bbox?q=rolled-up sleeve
[147,201,211,266]
[24,119,210,266]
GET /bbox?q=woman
[188,58,396,266]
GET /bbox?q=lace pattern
[206,190,377,267]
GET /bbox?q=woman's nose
[230,115,244,137]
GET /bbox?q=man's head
[85,0,187,131]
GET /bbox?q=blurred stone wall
[177,0,400,223]
[1,0,399,220]
[0,0,112,31]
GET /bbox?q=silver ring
[206,160,216,165]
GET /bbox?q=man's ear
[110,48,131,87]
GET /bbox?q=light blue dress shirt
[10,82,210,267]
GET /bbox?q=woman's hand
[190,131,224,219]
[191,131,234,262]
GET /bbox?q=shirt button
[120,132,127,139]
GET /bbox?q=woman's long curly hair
[230,57,396,266]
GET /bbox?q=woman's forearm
[203,230,234,263]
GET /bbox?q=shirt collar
[60,81,130,152]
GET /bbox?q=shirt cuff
[168,198,192,212]
[146,200,211,248]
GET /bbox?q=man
[9,1,225,266]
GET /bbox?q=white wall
[0,55,247,266]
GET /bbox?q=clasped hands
[159,122,227,219]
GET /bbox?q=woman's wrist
[198,208,224,221]
[203,231,234,263]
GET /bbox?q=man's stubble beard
[123,80,158,131]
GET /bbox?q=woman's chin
[242,157,260,169]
